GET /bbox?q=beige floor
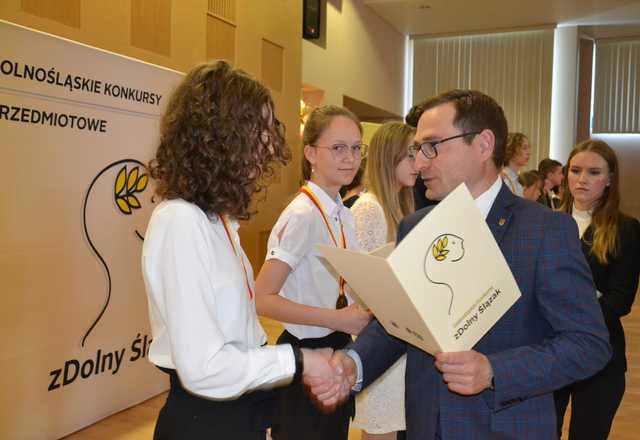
[64,311,640,439]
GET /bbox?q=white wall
[303,0,406,116]
[549,26,579,163]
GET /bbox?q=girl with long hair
[554,139,640,439]
[142,60,332,440]
[350,121,417,440]
[255,105,373,439]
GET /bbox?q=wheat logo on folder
[318,183,521,355]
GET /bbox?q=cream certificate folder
[319,183,521,354]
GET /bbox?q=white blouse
[142,199,295,400]
[266,181,359,339]
[572,205,593,239]
[350,192,388,251]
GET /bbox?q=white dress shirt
[266,181,359,339]
[142,199,294,400]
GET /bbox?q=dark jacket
[582,214,640,375]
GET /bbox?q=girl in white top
[255,105,372,440]
[501,132,531,196]
[142,61,332,440]
[350,122,417,440]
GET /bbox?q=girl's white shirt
[142,199,294,400]
[266,180,359,339]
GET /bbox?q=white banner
[0,20,182,439]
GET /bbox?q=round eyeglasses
[311,143,368,160]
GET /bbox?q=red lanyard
[219,214,254,300]
[299,186,347,296]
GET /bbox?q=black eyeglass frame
[412,131,481,159]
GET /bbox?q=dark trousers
[554,371,625,440]
[271,330,355,440]
[153,367,277,440]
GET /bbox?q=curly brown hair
[149,60,291,219]
[503,132,528,166]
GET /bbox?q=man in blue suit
[307,90,611,439]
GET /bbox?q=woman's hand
[335,303,372,335]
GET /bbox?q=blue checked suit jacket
[349,183,611,439]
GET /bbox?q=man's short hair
[420,90,508,168]
[405,102,424,128]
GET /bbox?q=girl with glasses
[256,105,372,440]
[350,121,416,440]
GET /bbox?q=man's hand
[434,350,493,395]
[304,350,357,412]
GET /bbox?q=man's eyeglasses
[311,143,368,160]
[412,132,480,159]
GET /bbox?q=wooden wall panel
[130,0,171,56]
[21,0,80,28]
[261,38,284,92]
[206,14,236,64]
[576,38,594,142]
[207,0,235,22]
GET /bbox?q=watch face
[336,295,348,310]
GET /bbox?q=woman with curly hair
[554,139,640,439]
[142,60,333,440]
[501,132,531,196]
[255,105,373,440]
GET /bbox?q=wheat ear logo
[81,159,150,347]
[424,233,465,315]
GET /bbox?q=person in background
[518,170,543,202]
[555,139,640,440]
[537,158,563,209]
[255,105,372,440]
[341,158,367,208]
[406,102,438,209]
[350,121,416,440]
[501,132,531,196]
[142,60,334,440]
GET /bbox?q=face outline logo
[81,159,151,347]
[424,233,465,315]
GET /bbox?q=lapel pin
[498,218,506,226]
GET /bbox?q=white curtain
[412,29,554,166]
[593,39,640,134]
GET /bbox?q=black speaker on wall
[303,0,321,39]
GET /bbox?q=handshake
[299,348,358,412]
[300,347,495,404]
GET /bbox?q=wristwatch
[291,345,304,384]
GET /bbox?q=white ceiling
[363,0,640,38]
